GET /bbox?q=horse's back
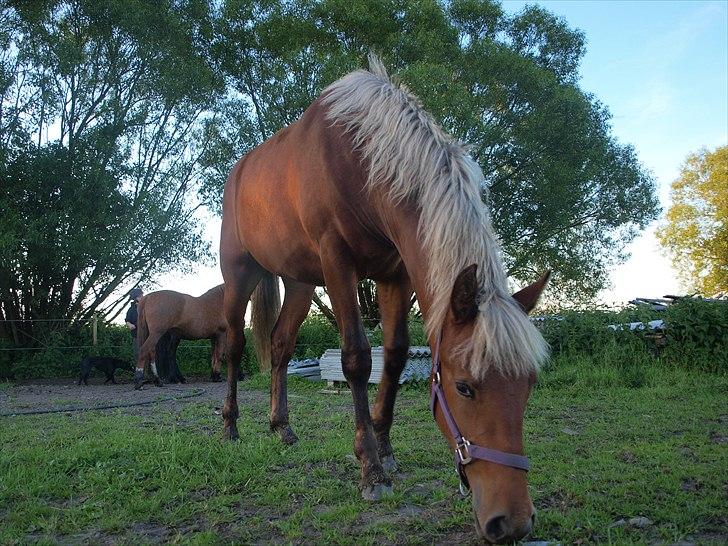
[223,98,401,284]
[142,290,215,337]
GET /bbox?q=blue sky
[156,0,728,306]
[502,0,728,302]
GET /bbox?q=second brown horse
[134,285,228,385]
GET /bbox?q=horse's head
[434,265,549,543]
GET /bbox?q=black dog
[78,357,133,385]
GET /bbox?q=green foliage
[2,322,261,380]
[293,313,340,360]
[6,299,725,380]
[202,0,660,301]
[0,0,221,340]
[538,299,728,383]
[662,299,728,373]
[657,145,728,295]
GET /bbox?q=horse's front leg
[322,245,391,501]
[135,331,164,390]
[371,277,412,473]
[269,280,314,445]
[221,254,263,441]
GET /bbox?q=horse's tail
[251,272,281,372]
[136,298,149,365]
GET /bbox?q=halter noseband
[429,334,530,494]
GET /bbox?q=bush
[537,299,727,384]
[662,299,728,373]
[3,299,724,381]
[293,313,340,359]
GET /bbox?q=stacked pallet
[319,346,431,384]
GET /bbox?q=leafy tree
[0,0,222,344]
[657,146,727,296]
[201,0,659,313]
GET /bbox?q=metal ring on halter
[456,438,472,465]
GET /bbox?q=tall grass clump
[536,299,727,388]
[293,313,340,360]
[662,299,728,373]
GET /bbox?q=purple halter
[429,334,530,493]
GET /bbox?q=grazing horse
[133,285,228,387]
[220,56,549,543]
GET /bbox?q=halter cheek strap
[429,334,530,493]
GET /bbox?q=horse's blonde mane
[322,55,548,377]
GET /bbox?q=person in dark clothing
[125,288,143,365]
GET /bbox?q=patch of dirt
[0,377,269,417]
[617,450,638,463]
[680,478,702,492]
[535,488,583,511]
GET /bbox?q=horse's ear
[451,264,479,323]
[512,270,551,314]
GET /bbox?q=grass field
[1,363,726,545]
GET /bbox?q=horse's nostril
[484,514,508,543]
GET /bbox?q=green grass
[0,365,726,545]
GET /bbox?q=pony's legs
[371,278,412,473]
[168,333,185,383]
[221,254,263,440]
[135,331,165,390]
[269,280,314,445]
[321,243,391,500]
[155,332,171,381]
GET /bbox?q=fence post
[92,314,98,346]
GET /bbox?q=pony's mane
[321,55,548,377]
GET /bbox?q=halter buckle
[433,371,441,385]
[456,438,472,465]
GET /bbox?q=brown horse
[220,56,550,543]
[134,285,228,387]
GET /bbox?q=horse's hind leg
[270,280,314,445]
[221,253,263,440]
[371,277,412,473]
[321,243,391,501]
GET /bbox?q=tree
[0,0,222,344]
[657,146,728,296]
[201,0,659,308]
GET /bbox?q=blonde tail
[251,272,281,371]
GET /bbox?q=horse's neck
[384,204,437,326]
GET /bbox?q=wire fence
[0,317,340,356]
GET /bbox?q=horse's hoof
[133,370,144,390]
[154,377,164,387]
[179,376,187,384]
[222,426,239,441]
[274,425,299,445]
[381,455,398,473]
[361,483,393,501]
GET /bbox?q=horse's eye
[455,382,474,398]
